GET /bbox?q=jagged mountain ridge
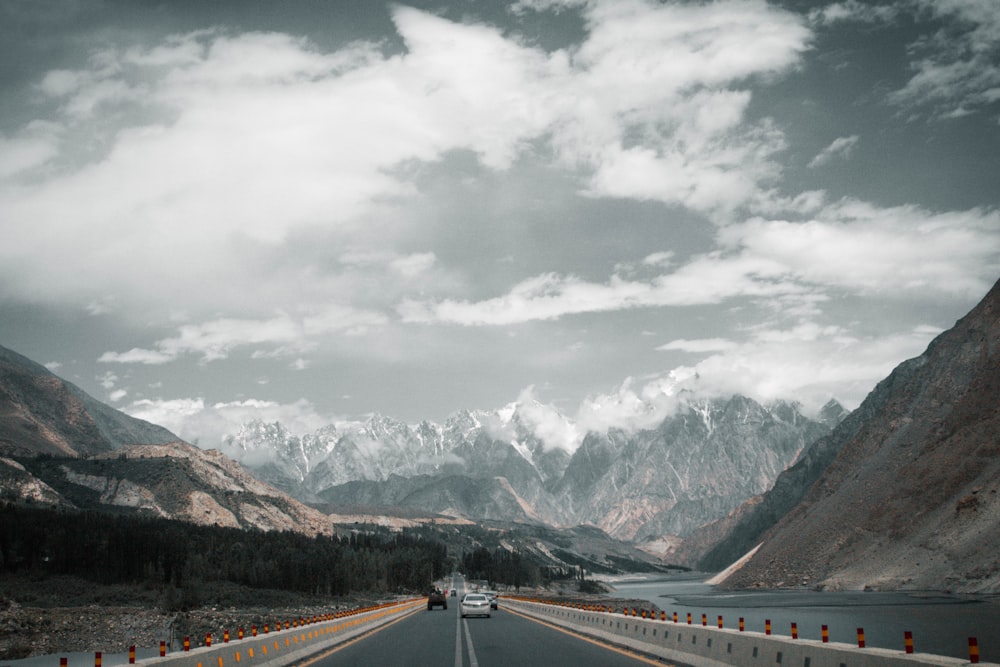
[705,276,1000,593]
[0,341,844,548]
[225,395,842,541]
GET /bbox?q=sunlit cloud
[0,0,811,320]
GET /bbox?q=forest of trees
[0,505,450,603]
[461,546,540,590]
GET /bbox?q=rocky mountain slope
[226,396,840,541]
[0,344,334,536]
[709,277,1000,593]
[2,443,335,536]
[0,345,178,457]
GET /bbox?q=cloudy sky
[1,0,998,447]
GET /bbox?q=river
[605,573,1000,663]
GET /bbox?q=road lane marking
[454,609,463,667]
[462,619,480,667]
[503,605,675,667]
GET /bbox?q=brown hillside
[722,277,1000,593]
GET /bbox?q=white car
[482,591,499,609]
[460,593,492,618]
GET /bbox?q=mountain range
[2,275,998,593]
[220,395,843,541]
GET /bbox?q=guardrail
[43,599,424,667]
[502,597,995,667]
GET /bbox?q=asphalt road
[295,576,669,667]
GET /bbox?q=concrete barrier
[503,598,997,667]
[131,599,423,667]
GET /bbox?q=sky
[1,0,998,450]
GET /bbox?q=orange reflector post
[206,633,212,647]
[129,646,136,664]
[95,651,102,667]
[765,619,771,635]
[821,625,829,643]
[159,641,166,657]
[904,631,914,654]
[857,627,866,648]
[184,637,190,652]
[686,613,692,625]
[61,659,67,667]
[969,637,980,664]
[224,630,230,643]
[701,613,707,626]
[791,622,798,639]
[739,617,745,632]
[672,612,678,623]
[717,615,723,629]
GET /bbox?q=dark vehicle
[428,588,448,610]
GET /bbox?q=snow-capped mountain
[222,394,842,540]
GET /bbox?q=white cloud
[391,252,437,278]
[99,348,176,365]
[571,319,946,433]
[807,135,859,168]
[512,386,582,453]
[654,324,943,414]
[122,396,332,447]
[400,198,998,326]
[398,253,806,326]
[814,0,1000,119]
[97,371,118,389]
[0,123,60,178]
[573,372,689,436]
[100,308,387,365]
[722,200,1000,297]
[808,1,902,26]
[0,0,813,325]
[657,338,737,353]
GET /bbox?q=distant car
[427,588,447,610]
[460,593,491,618]
[482,591,498,609]
[451,589,457,597]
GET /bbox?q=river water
[606,573,1000,663]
